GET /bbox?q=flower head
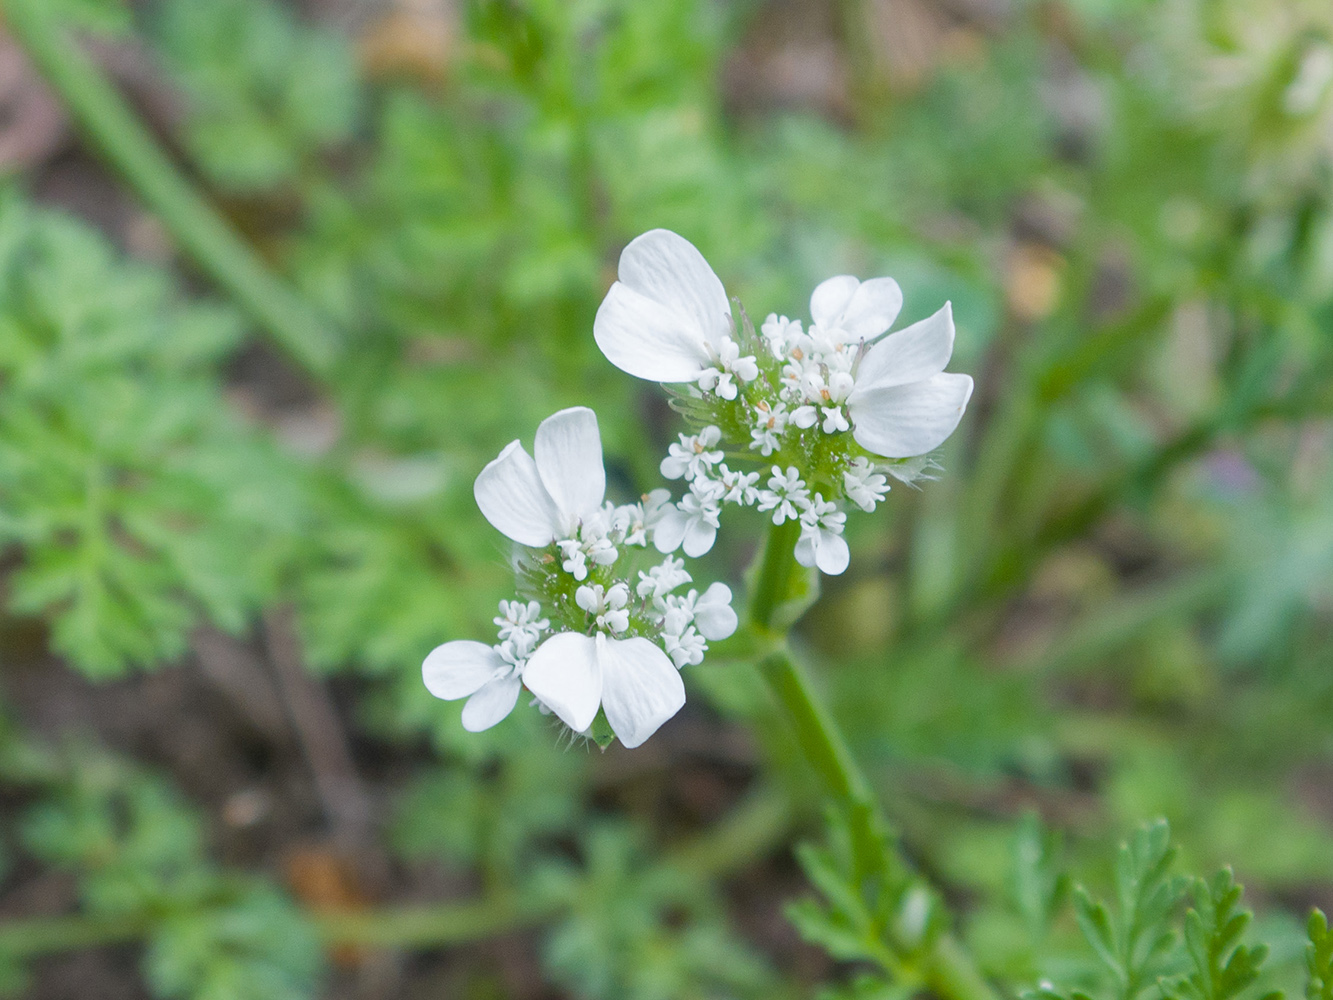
[589,229,975,577]
[427,404,739,747]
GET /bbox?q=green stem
[0,0,337,378]
[748,517,801,633]
[749,522,999,1000]
[314,894,551,950]
[0,913,151,956]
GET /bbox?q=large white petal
[692,582,737,640]
[651,507,688,554]
[423,640,504,700]
[523,632,602,733]
[849,372,974,458]
[838,277,904,341]
[594,282,714,382]
[598,635,686,749]
[681,519,717,558]
[618,229,731,349]
[534,407,606,521]
[461,674,522,731]
[853,302,954,393]
[474,441,560,547]
[815,532,850,575]
[810,275,859,327]
[794,531,817,570]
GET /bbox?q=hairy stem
[1,0,337,378]
[750,521,999,1000]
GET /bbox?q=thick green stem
[1,0,337,378]
[749,522,999,1000]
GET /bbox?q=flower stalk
[750,520,999,1000]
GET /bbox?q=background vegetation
[1,0,1333,996]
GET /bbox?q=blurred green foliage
[3,0,1333,997]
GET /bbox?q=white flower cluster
[648,424,912,573]
[425,407,738,748]
[592,229,974,577]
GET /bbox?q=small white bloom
[716,464,761,506]
[821,406,850,434]
[781,356,821,402]
[575,582,631,634]
[761,313,804,359]
[663,626,707,668]
[557,540,589,580]
[637,554,693,599]
[749,401,789,456]
[653,478,723,557]
[523,631,686,748]
[790,404,818,429]
[844,457,890,512]
[757,466,810,525]
[809,273,904,345]
[494,600,549,645]
[697,339,759,399]
[422,639,524,732]
[794,494,849,575]
[660,426,724,481]
[677,582,738,641]
[617,488,672,546]
[474,406,609,548]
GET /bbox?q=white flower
[761,313,803,358]
[422,639,525,732]
[575,582,631,634]
[821,406,850,434]
[637,555,692,600]
[756,466,810,525]
[846,302,974,458]
[653,478,724,557]
[808,273,905,344]
[557,541,588,580]
[593,229,734,384]
[749,401,789,456]
[522,632,685,748]
[494,600,548,645]
[668,582,738,641]
[795,495,849,575]
[790,404,818,429]
[473,406,609,548]
[617,489,672,547]
[843,457,890,512]
[663,626,707,668]
[660,426,724,481]
[716,464,761,505]
[698,339,759,399]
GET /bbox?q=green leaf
[1162,868,1278,1000]
[1070,819,1188,1000]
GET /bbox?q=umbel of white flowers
[594,229,974,576]
[423,407,737,748]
